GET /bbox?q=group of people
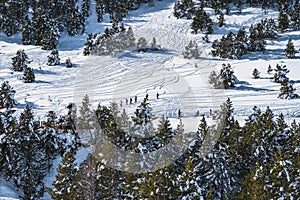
[120,95,138,107]
[119,92,161,107]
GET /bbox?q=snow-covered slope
[1,0,300,198]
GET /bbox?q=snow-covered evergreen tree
[278,8,289,32]
[248,23,266,52]
[191,8,212,34]
[11,49,30,72]
[157,115,173,147]
[150,37,159,51]
[173,0,195,19]
[82,0,91,19]
[209,63,236,89]
[267,64,273,74]
[137,37,147,52]
[75,154,98,200]
[66,57,72,68]
[0,81,16,109]
[175,157,200,199]
[23,67,35,83]
[48,149,79,200]
[12,106,47,199]
[182,40,201,59]
[252,68,260,79]
[278,79,297,99]
[47,50,60,66]
[77,94,96,140]
[217,12,225,27]
[285,39,296,58]
[126,26,136,47]
[41,25,59,50]
[22,15,33,45]
[273,64,289,83]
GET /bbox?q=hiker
[126,98,128,105]
[130,97,133,104]
[156,92,159,99]
[210,109,212,117]
[134,95,137,103]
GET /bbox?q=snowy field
[1,0,300,198]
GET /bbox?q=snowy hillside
[0,0,299,122]
[1,0,300,199]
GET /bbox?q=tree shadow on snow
[34,69,58,75]
[35,80,52,84]
[241,49,285,60]
[234,85,275,92]
[290,80,300,84]
[118,49,175,59]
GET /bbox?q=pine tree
[191,9,204,34]
[234,28,248,57]
[262,18,277,39]
[13,106,47,199]
[196,116,210,157]
[23,67,35,83]
[82,0,91,19]
[96,161,120,199]
[278,79,297,99]
[22,15,33,45]
[173,0,195,19]
[267,64,273,74]
[137,37,147,52]
[252,68,260,79]
[47,50,60,66]
[151,37,159,51]
[96,0,104,22]
[0,81,16,109]
[132,94,154,127]
[249,23,266,52]
[291,0,300,30]
[75,154,98,200]
[41,25,59,50]
[77,94,95,141]
[218,12,225,27]
[206,17,214,34]
[273,64,289,83]
[48,149,79,200]
[157,115,173,147]
[182,40,200,59]
[83,33,94,56]
[278,9,289,32]
[126,26,136,47]
[0,109,17,178]
[209,63,236,89]
[202,150,234,199]
[175,157,199,198]
[66,57,72,68]
[31,10,48,46]
[285,39,296,58]
[11,49,30,72]
[236,164,270,199]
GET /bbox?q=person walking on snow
[178,109,181,119]
[156,92,159,99]
[134,95,137,103]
